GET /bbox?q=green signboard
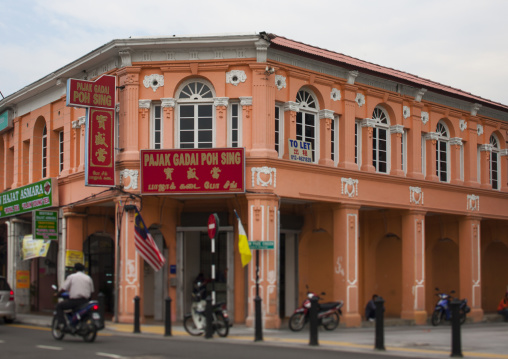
[248,240,275,250]
[0,110,13,132]
[33,210,58,240]
[0,178,58,218]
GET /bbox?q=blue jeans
[498,308,508,321]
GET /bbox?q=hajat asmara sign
[0,178,58,218]
[140,148,245,195]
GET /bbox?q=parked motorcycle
[431,288,470,326]
[289,286,343,331]
[51,285,104,342]
[183,278,230,337]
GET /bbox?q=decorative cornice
[449,137,463,146]
[414,88,427,102]
[355,93,365,107]
[390,124,404,134]
[255,39,270,63]
[78,116,86,126]
[239,96,253,106]
[347,70,359,85]
[143,74,164,92]
[319,109,334,120]
[480,144,493,152]
[226,70,247,86]
[213,97,229,107]
[161,98,176,108]
[403,106,411,119]
[139,99,151,109]
[331,88,341,101]
[500,149,508,157]
[341,177,359,198]
[118,48,132,67]
[361,118,376,128]
[471,103,482,116]
[283,101,299,112]
[275,75,286,90]
[424,132,439,141]
[251,167,276,188]
[421,111,429,124]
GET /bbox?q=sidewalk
[12,313,508,359]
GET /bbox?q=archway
[374,234,402,317]
[482,242,508,313]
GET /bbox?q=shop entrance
[279,231,298,319]
[31,241,58,313]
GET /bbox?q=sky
[1,0,507,106]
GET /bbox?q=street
[0,324,421,359]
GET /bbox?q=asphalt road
[0,324,423,359]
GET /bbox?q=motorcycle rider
[56,263,94,329]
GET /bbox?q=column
[425,133,439,181]
[318,109,334,166]
[282,101,298,160]
[138,100,151,150]
[407,103,424,179]
[450,137,463,185]
[458,216,483,322]
[117,67,141,162]
[390,124,404,176]
[479,145,492,189]
[214,97,228,148]
[401,210,427,324]
[339,85,358,170]
[245,193,280,329]
[161,98,176,149]
[240,97,253,154]
[333,204,361,327]
[360,119,375,172]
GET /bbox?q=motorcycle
[51,285,104,342]
[289,286,343,331]
[431,288,470,326]
[183,278,230,337]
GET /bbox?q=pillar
[333,204,362,327]
[117,67,141,162]
[282,102,298,160]
[463,120,479,187]
[240,97,253,154]
[401,210,427,324]
[360,119,375,172]
[318,109,334,166]
[390,125,404,176]
[339,84,358,170]
[214,97,228,148]
[138,100,151,150]
[407,103,424,179]
[458,216,483,322]
[245,193,280,329]
[161,98,176,149]
[425,133,439,181]
[479,145,492,189]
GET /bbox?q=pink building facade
[1,33,508,327]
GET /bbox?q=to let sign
[66,75,116,109]
[85,108,115,186]
[141,148,245,195]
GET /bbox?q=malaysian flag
[133,207,165,271]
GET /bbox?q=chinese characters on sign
[85,108,115,186]
[141,148,245,195]
[288,139,313,163]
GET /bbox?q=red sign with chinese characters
[66,75,116,109]
[140,148,245,195]
[85,107,115,186]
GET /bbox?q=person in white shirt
[56,262,94,329]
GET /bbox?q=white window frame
[175,79,216,149]
[296,88,319,163]
[275,104,284,158]
[355,120,362,169]
[151,103,163,149]
[401,129,407,174]
[421,134,426,177]
[58,130,64,173]
[42,124,47,178]
[228,102,241,148]
[477,144,481,184]
[435,121,450,183]
[331,116,339,166]
[490,134,500,190]
[372,107,391,174]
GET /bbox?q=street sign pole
[254,248,263,341]
[208,213,219,305]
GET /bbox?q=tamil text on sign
[85,107,115,186]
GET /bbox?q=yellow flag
[237,216,252,267]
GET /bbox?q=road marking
[36,345,63,350]
[96,353,124,358]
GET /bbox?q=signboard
[66,75,116,109]
[0,109,13,133]
[141,148,245,195]
[288,139,313,163]
[22,235,51,260]
[65,250,84,267]
[85,107,115,186]
[33,210,58,240]
[16,270,30,289]
[248,241,275,250]
[0,178,58,218]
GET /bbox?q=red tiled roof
[267,34,508,111]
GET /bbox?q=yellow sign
[65,250,84,267]
[16,270,30,289]
[22,234,51,260]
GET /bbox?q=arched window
[490,134,500,190]
[296,89,318,162]
[176,80,215,148]
[42,125,47,178]
[436,122,449,182]
[372,107,390,173]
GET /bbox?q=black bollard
[374,296,385,350]
[205,296,213,339]
[450,298,463,357]
[309,295,319,346]
[254,295,263,341]
[98,292,106,329]
[133,296,141,333]
[164,297,172,336]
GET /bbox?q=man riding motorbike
[56,263,94,330]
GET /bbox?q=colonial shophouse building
[1,32,507,328]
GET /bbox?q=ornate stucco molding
[213,97,229,107]
[341,177,359,198]
[275,75,286,90]
[390,124,404,134]
[143,74,164,92]
[467,194,480,211]
[409,186,424,205]
[283,101,299,112]
[459,119,467,132]
[120,169,139,190]
[138,99,151,109]
[480,144,493,152]
[331,88,341,101]
[403,106,411,119]
[449,137,463,146]
[477,124,484,136]
[118,48,132,67]
[347,70,359,85]
[161,98,176,108]
[226,70,247,86]
[239,96,253,106]
[361,118,376,128]
[414,88,427,102]
[355,93,365,107]
[319,109,334,120]
[471,103,482,116]
[421,111,429,124]
[424,132,439,141]
[251,167,276,188]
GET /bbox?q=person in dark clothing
[365,294,380,321]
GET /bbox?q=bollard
[374,296,385,350]
[133,296,141,333]
[309,295,319,346]
[205,296,213,339]
[254,295,263,341]
[98,292,106,329]
[164,297,172,336]
[450,298,463,357]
